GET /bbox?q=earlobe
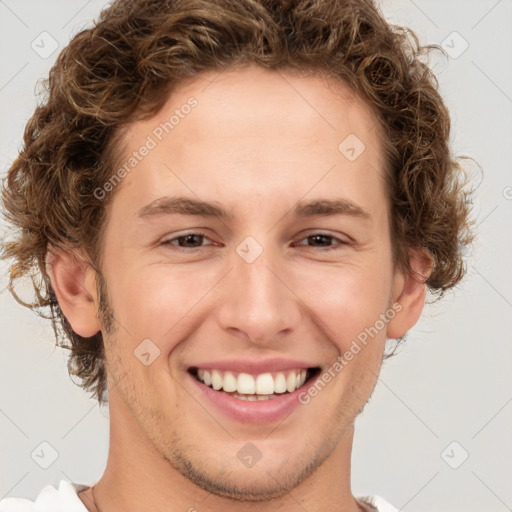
[46,249,101,337]
[386,248,434,339]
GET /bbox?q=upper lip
[188,358,320,374]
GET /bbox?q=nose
[215,241,302,345]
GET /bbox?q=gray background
[1,0,511,510]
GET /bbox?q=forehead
[114,64,388,216]
[128,64,383,150]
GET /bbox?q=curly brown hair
[1,0,474,404]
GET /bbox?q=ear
[45,248,101,337]
[387,248,434,339]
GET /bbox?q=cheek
[293,257,394,351]
[104,258,222,349]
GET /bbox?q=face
[94,65,402,499]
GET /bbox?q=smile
[189,367,321,400]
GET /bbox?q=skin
[48,64,432,512]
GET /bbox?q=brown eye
[162,233,210,248]
[294,233,348,250]
[307,234,336,247]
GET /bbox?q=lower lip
[187,371,314,424]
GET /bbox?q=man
[0,0,472,510]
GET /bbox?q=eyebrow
[138,196,234,220]
[137,196,370,221]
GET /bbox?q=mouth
[188,366,322,401]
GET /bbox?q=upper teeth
[196,369,308,394]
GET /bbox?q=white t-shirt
[0,480,399,511]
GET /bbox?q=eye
[293,232,348,251]
[161,232,212,249]
[160,231,349,251]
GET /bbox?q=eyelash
[161,232,349,251]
